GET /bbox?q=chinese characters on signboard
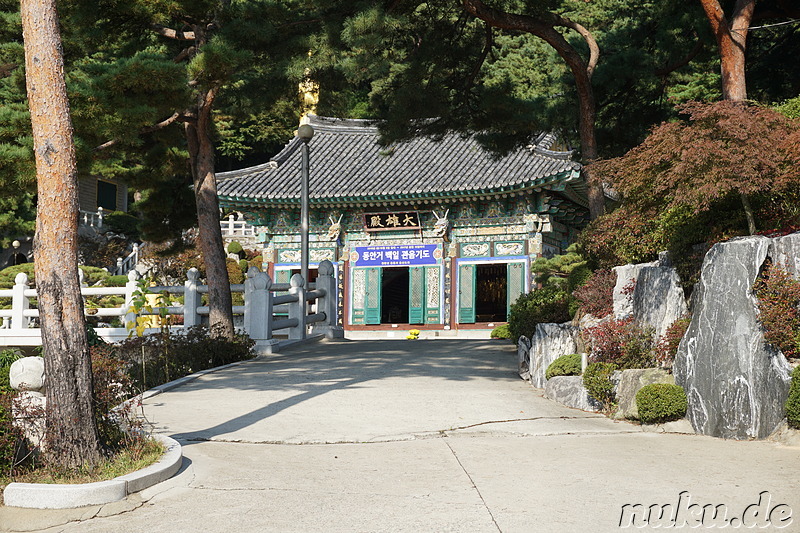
[353,245,439,266]
[363,211,420,231]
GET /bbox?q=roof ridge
[307,115,379,134]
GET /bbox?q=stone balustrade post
[310,260,344,339]
[244,266,278,353]
[97,206,104,228]
[11,273,30,330]
[123,270,139,330]
[183,268,201,328]
[287,274,306,340]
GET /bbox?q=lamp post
[11,240,20,266]
[297,124,314,289]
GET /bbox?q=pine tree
[20,0,102,469]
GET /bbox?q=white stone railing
[79,207,104,228]
[220,213,256,239]
[0,260,341,353]
[114,243,144,276]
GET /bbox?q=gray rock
[614,368,675,420]
[641,419,695,434]
[674,235,795,439]
[517,336,531,380]
[544,376,603,412]
[631,254,689,338]
[528,323,578,388]
[612,262,656,319]
[613,254,689,339]
[9,356,45,392]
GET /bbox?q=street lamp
[11,240,20,266]
[298,124,314,289]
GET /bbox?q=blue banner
[352,244,440,266]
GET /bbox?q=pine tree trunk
[20,0,102,468]
[185,87,235,339]
[699,0,755,102]
[462,0,605,219]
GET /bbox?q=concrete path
[4,339,799,532]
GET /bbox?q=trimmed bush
[583,362,617,410]
[786,365,800,429]
[508,286,573,342]
[636,383,688,424]
[238,259,249,273]
[545,353,582,380]
[104,211,141,239]
[0,263,35,289]
[102,274,130,287]
[490,324,512,340]
[226,258,244,284]
[250,255,263,271]
[227,241,244,256]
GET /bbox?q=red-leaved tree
[593,100,800,235]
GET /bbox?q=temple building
[217,115,589,333]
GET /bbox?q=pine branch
[95,112,186,151]
[151,24,195,41]
[655,38,703,77]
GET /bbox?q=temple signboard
[363,211,420,232]
[352,244,440,266]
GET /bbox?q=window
[96,180,117,211]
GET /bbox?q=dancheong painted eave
[216,115,586,209]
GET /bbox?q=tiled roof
[217,115,582,206]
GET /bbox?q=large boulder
[674,235,796,439]
[614,368,675,420]
[613,253,689,338]
[9,356,45,392]
[544,376,603,412]
[528,323,579,388]
[612,262,655,320]
[517,336,532,380]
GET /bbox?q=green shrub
[0,348,23,368]
[508,286,574,343]
[104,211,141,239]
[0,365,11,392]
[583,362,617,410]
[79,266,111,286]
[226,258,244,284]
[250,255,263,271]
[490,324,512,340]
[0,263,35,289]
[786,366,800,429]
[114,326,255,391]
[102,275,130,287]
[636,383,688,424]
[227,241,244,256]
[0,389,21,474]
[238,259,249,273]
[545,353,582,380]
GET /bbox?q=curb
[2,434,182,509]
